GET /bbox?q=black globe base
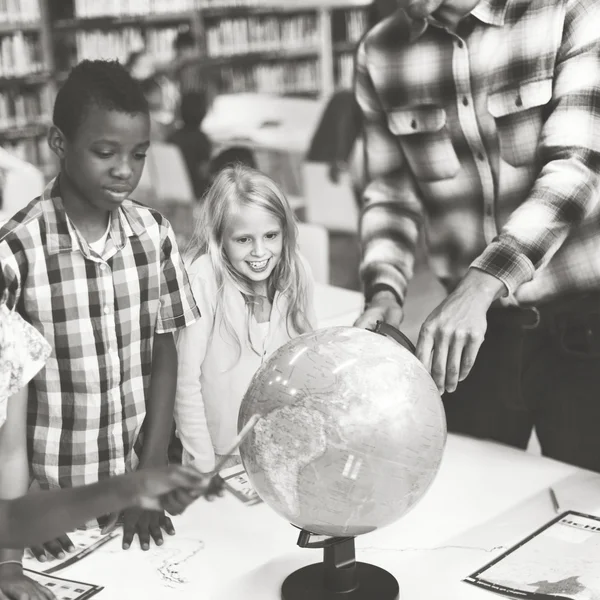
[281,532,399,600]
[281,560,399,599]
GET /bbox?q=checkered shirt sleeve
[155,214,200,334]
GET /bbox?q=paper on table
[23,528,118,574]
[24,569,103,600]
[220,465,262,506]
[465,511,600,599]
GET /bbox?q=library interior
[11,0,600,599]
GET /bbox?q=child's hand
[0,563,56,599]
[120,507,175,551]
[28,533,74,562]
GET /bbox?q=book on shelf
[0,0,39,23]
[206,14,318,57]
[0,31,44,78]
[72,0,197,19]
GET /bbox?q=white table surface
[36,284,600,598]
[314,283,363,328]
[54,434,600,599]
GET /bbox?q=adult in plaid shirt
[355,0,600,470]
[0,60,199,599]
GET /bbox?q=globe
[238,325,447,539]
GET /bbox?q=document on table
[220,465,262,506]
[24,569,103,599]
[465,511,600,599]
[23,528,118,573]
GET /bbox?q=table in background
[57,434,600,599]
[314,283,363,328]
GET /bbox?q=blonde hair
[188,163,312,360]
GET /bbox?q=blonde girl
[174,164,317,472]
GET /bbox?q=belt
[487,292,600,330]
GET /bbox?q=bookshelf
[48,0,371,96]
[0,0,55,173]
[0,0,373,175]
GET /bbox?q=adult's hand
[28,533,74,562]
[416,269,506,394]
[354,290,404,331]
[0,563,55,600]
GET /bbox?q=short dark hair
[180,91,207,128]
[174,30,195,51]
[53,59,149,140]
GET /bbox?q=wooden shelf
[0,71,50,87]
[0,20,42,34]
[53,10,195,30]
[0,122,49,141]
[333,40,359,53]
[205,47,319,64]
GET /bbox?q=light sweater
[174,254,317,472]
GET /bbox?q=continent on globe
[238,326,447,538]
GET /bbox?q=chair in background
[297,221,330,285]
[0,148,45,222]
[133,142,196,249]
[136,142,195,206]
[302,162,360,234]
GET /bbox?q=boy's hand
[28,533,74,562]
[120,507,174,550]
[0,563,55,600]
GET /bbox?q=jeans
[442,293,600,472]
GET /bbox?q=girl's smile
[223,204,283,291]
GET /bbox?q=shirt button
[100,264,107,271]
[515,95,523,107]
[410,119,417,130]
[477,152,485,161]
[456,40,464,48]
[462,97,469,106]
[103,305,111,314]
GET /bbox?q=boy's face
[51,105,150,212]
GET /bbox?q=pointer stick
[212,414,261,474]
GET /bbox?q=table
[34,285,600,598]
[314,283,363,328]
[57,435,600,599]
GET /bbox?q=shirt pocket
[388,106,459,181]
[488,78,552,168]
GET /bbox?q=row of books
[75,28,144,65]
[0,0,38,23]
[335,52,354,89]
[73,26,182,66]
[0,32,44,78]
[0,86,52,130]
[206,16,319,56]
[72,0,271,19]
[73,0,197,18]
[344,9,369,43]
[219,59,320,94]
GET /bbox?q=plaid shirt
[357,0,600,305]
[0,179,199,490]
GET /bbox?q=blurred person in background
[167,91,212,200]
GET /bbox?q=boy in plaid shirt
[0,60,199,599]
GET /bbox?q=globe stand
[281,530,399,599]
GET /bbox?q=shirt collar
[42,176,147,256]
[470,0,509,26]
[422,0,509,31]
